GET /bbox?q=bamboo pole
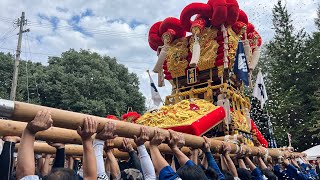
[14,142,129,159]
[0,100,284,157]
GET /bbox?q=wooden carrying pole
[14,142,129,159]
[0,99,283,157]
[0,120,191,155]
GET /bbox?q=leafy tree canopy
[0,49,146,117]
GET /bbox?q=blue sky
[0,0,318,106]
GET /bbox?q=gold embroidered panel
[189,27,219,71]
[166,37,189,78]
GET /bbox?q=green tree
[261,0,320,150]
[0,49,146,117]
[0,52,14,99]
[307,5,320,139]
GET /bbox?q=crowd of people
[0,110,319,180]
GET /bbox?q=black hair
[237,168,252,180]
[45,168,77,180]
[204,167,218,180]
[176,165,208,180]
[261,168,278,180]
[221,170,234,180]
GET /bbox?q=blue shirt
[251,167,263,180]
[159,160,195,180]
[205,152,225,180]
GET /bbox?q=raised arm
[67,156,74,170]
[41,154,52,176]
[17,110,53,179]
[222,142,238,178]
[95,121,120,179]
[244,156,264,180]
[257,157,267,170]
[190,149,199,165]
[77,117,97,180]
[47,142,65,169]
[104,139,120,179]
[134,127,156,180]
[120,138,142,171]
[244,156,256,171]
[168,130,193,167]
[220,155,229,171]
[238,158,246,169]
[148,128,170,173]
[201,153,208,169]
[99,121,120,179]
[202,136,225,180]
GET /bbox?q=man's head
[45,168,77,180]
[176,165,208,180]
[221,170,234,180]
[204,167,218,180]
[262,168,278,180]
[237,168,252,180]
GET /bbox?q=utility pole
[10,12,30,101]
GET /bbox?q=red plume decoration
[122,112,141,123]
[106,115,119,120]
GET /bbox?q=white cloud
[0,0,318,106]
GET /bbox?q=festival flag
[147,70,163,106]
[233,41,249,86]
[253,70,268,109]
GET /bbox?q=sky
[0,0,318,106]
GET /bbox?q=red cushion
[165,106,226,136]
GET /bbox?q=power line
[0,46,155,65]
[0,27,18,49]
[0,17,148,39]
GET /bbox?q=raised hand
[95,121,117,140]
[77,117,97,141]
[202,136,211,152]
[119,138,134,152]
[168,129,185,149]
[47,142,65,149]
[104,139,115,152]
[150,128,165,146]
[222,142,232,155]
[26,110,53,134]
[133,126,149,146]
